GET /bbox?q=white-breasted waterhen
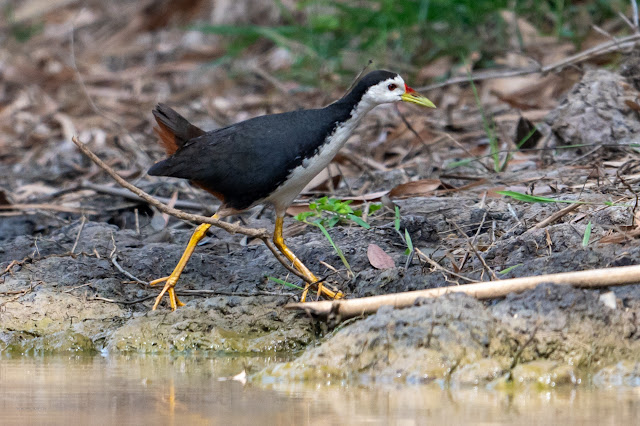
[148,70,435,310]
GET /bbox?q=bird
[147,70,435,310]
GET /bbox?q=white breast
[266,99,378,214]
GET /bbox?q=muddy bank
[259,284,640,389]
[2,194,640,388]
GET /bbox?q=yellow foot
[150,276,186,311]
[300,281,344,303]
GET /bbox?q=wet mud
[2,196,640,389]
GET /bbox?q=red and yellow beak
[401,85,436,108]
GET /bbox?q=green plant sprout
[394,206,414,269]
[295,196,372,229]
[467,67,541,172]
[295,197,381,277]
[582,221,592,247]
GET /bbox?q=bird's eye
[387,84,397,91]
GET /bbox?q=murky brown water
[1,355,639,425]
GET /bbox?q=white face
[362,75,407,105]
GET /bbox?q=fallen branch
[81,181,211,211]
[71,136,308,283]
[286,264,640,319]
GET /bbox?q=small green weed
[295,197,381,276]
[295,196,372,229]
[394,206,414,268]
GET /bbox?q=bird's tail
[152,104,205,156]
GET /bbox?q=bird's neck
[330,94,378,133]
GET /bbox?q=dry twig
[533,203,580,229]
[286,264,640,319]
[449,219,498,281]
[70,216,87,254]
[111,256,147,285]
[414,248,475,283]
[81,181,210,210]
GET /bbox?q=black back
[148,70,399,210]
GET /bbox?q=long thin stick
[81,181,210,210]
[286,264,640,319]
[71,136,308,282]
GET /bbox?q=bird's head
[354,70,436,109]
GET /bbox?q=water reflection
[1,355,639,425]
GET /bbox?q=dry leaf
[341,191,390,202]
[625,99,640,112]
[367,243,395,269]
[389,179,441,199]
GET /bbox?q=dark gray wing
[148,103,351,209]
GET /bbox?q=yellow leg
[273,215,344,302]
[150,214,218,310]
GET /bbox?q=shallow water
[1,355,639,425]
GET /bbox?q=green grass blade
[498,264,523,275]
[394,206,401,232]
[582,221,592,247]
[404,229,414,252]
[314,221,353,276]
[267,276,304,290]
[368,204,382,214]
[346,213,370,229]
[496,191,584,204]
[516,126,540,149]
[446,158,475,169]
